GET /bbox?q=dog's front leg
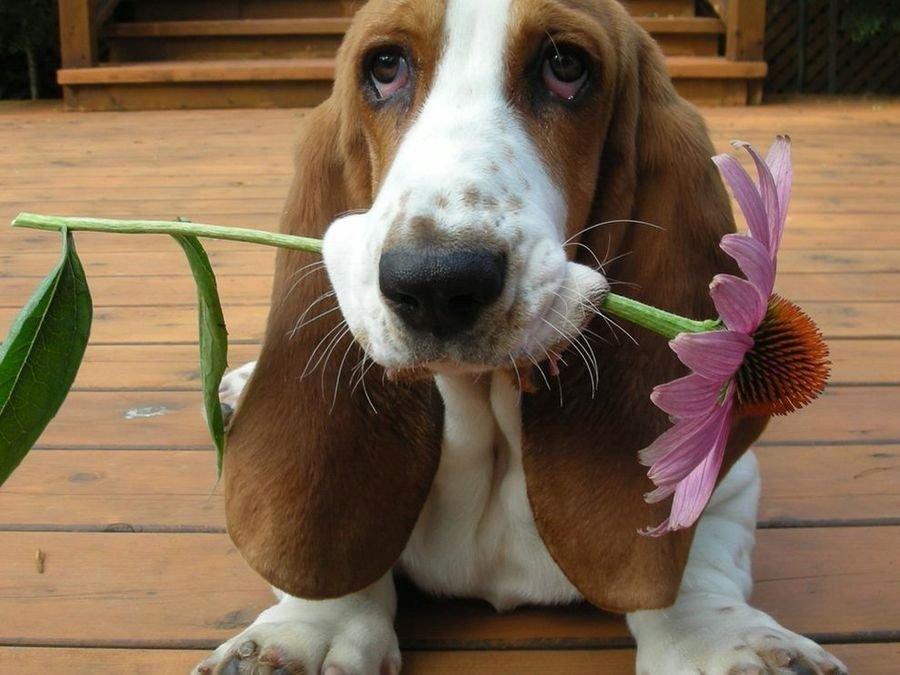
[627,453,847,675]
[192,572,401,675]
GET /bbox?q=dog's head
[225,0,766,612]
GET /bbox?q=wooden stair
[57,0,767,110]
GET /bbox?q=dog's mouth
[380,262,609,383]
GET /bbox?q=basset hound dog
[194,1,847,674]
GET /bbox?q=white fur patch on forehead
[436,0,513,100]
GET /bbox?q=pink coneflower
[640,136,830,536]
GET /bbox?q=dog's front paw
[217,361,257,427]
[192,616,401,675]
[631,603,847,675]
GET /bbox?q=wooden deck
[1,100,898,673]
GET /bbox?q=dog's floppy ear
[521,26,767,613]
[223,98,443,599]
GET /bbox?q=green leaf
[171,235,228,478]
[0,228,92,486]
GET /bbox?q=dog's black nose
[379,247,506,338]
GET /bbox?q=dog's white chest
[398,371,581,611]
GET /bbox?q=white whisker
[563,218,665,247]
[301,320,349,379]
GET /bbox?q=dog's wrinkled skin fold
[194,1,847,674]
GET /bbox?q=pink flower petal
[710,274,766,333]
[720,233,775,298]
[712,153,769,250]
[639,414,711,467]
[670,331,752,381]
[639,517,673,537]
[641,398,733,537]
[734,140,781,258]
[645,399,733,490]
[766,135,793,252]
[651,373,722,419]
[666,399,732,530]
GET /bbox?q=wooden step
[126,0,363,21]
[105,18,351,61]
[58,53,765,110]
[621,0,697,17]
[125,0,692,21]
[57,59,335,111]
[104,16,724,61]
[667,56,767,105]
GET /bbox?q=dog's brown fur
[224,0,767,612]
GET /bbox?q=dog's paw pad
[752,632,848,675]
[193,615,401,675]
[726,666,764,675]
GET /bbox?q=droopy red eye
[369,50,410,99]
[542,46,588,100]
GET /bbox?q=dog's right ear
[223,99,443,600]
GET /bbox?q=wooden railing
[58,0,119,69]
[709,0,767,102]
[709,0,767,61]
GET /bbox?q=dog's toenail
[237,640,258,658]
[324,667,347,675]
[769,648,793,666]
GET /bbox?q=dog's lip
[386,359,496,381]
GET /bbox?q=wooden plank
[0,528,895,646]
[0,247,900,278]
[0,305,271,344]
[3,271,894,309]
[21,387,900,450]
[829,340,900,385]
[62,340,900,390]
[621,0,696,17]
[4,221,895,255]
[53,81,334,113]
[0,274,275,308]
[0,450,225,531]
[762,387,900,446]
[105,18,353,37]
[107,34,345,63]
[70,343,261,391]
[0,648,632,675]
[667,56,767,78]
[2,443,896,531]
[2,301,894,348]
[58,58,337,84]
[1,644,896,675]
[0,249,279,279]
[757,444,900,523]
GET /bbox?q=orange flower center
[735,295,830,417]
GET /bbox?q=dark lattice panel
[765,0,900,94]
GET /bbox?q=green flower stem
[12,212,322,254]
[601,293,720,340]
[12,212,720,339]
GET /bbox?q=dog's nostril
[447,294,480,314]
[379,247,506,338]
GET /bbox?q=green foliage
[0,0,61,99]
[0,229,92,486]
[172,235,229,479]
[840,0,900,43]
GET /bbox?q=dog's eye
[369,50,409,99]
[542,46,588,100]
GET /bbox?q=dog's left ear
[223,98,443,600]
[521,22,767,613]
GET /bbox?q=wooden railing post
[723,0,767,62]
[58,0,97,69]
[710,0,767,104]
